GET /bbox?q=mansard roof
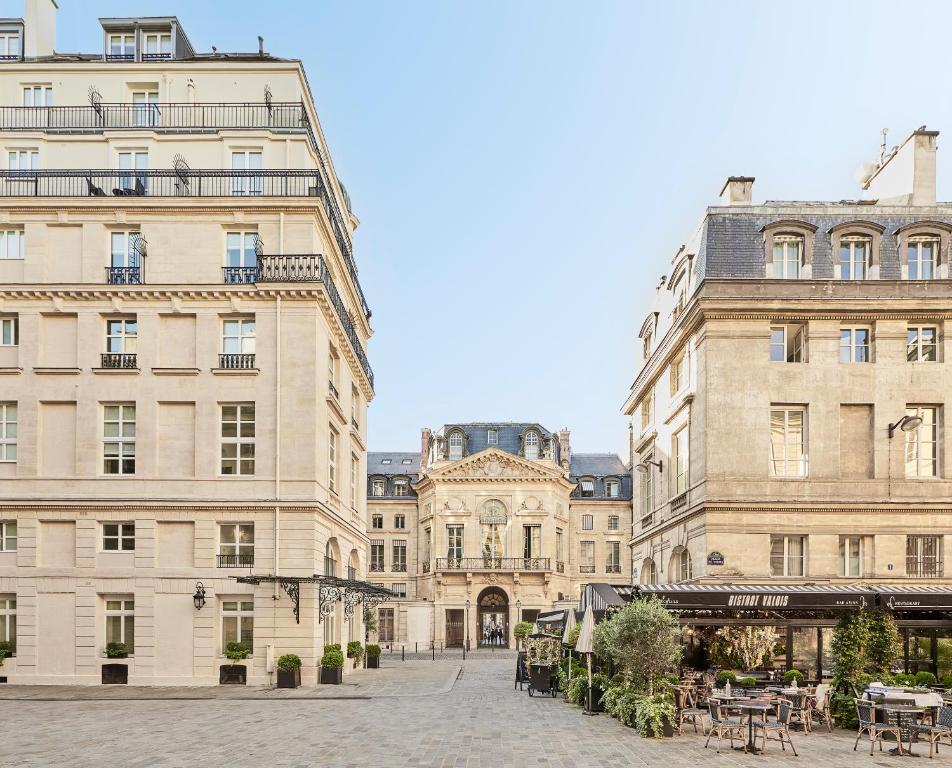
[569,453,632,500]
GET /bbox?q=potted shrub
[715,670,737,687]
[106,642,128,659]
[0,640,12,668]
[365,644,381,669]
[783,669,804,687]
[276,653,302,688]
[738,675,757,689]
[320,648,344,684]
[513,621,533,649]
[347,641,363,668]
[634,692,677,737]
[220,641,251,684]
[915,670,937,688]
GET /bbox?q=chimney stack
[420,427,432,470]
[864,127,938,206]
[719,176,754,206]
[557,428,571,470]
[258,36,264,56]
[24,0,57,58]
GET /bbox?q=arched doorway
[477,587,509,647]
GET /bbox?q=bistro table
[734,701,775,755]
[883,705,926,756]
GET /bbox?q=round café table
[883,705,925,756]
[735,701,775,755]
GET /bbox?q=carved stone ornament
[522,495,541,511]
[486,572,498,584]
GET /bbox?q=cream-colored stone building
[366,424,632,649]
[0,2,377,685]
[623,127,952,673]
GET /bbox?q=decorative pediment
[426,448,566,483]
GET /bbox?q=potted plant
[276,653,302,689]
[513,621,533,649]
[106,642,128,659]
[0,640,12,668]
[320,647,344,684]
[715,670,737,687]
[365,644,381,669]
[347,641,363,668]
[784,669,804,687]
[220,641,251,684]
[634,692,677,737]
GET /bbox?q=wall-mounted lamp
[635,459,663,474]
[888,413,923,439]
[193,582,206,611]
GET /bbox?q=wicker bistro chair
[753,698,798,756]
[809,683,834,733]
[910,704,952,759]
[854,699,903,756]
[674,686,709,735]
[705,700,746,753]
[786,690,812,732]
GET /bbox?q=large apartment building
[0,2,378,685]
[622,127,952,671]
[366,423,631,648]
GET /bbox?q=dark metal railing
[328,380,339,400]
[222,266,257,284]
[391,563,407,572]
[100,353,137,369]
[434,557,551,571]
[605,564,622,574]
[369,562,384,572]
[579,565,596,574]
[141,53,172,61]
[907,559,944,578]
[218,353,256,370]
[257,253,323,282]
[217,553,254,568]
[106,266,141,285]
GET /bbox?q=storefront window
[937,630,952,679]
[790,627,818,678]
[908,629,934,675]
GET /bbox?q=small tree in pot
[513,621,533,649]
[365,643,381,669]
[276,653,302,689]
[220,641,251,684]
[320,648,344,684]
[347,641,363,668]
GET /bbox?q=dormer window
[524,430,539,460]
[142,32,172,60]
[108,34,135,61]
[380,458,391,465]
[772,235,802,279]
[579,478,595,498]
[487,428,497,446]
[839,236,871,280]
[0,29,22,60]
[448,432,464,461]
[371,478,385,497]
[393,479,409,497]
[909,236,938,280]
[605,478,620,498]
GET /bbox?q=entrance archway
[477,586,509,647]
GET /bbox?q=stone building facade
[625,127,952,596]
[0,2,374,684]
[367,424,631,648]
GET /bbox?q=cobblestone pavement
[0,654,935,767]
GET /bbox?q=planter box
[366,655,379,669]
[102,664,128,685]
[277,667,301,689]
[320,666,343,684]
[219,664,247,685]
[106,652,128,659]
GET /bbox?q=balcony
[369,563,384,572]
[606,564,622,574]
[218,353,256,370]
[579,565,596,574]
[258,254,325,282]
[106,266,142,285]
[100,353,137,369]
[434,557,551,572]
[222,266,257,285]
[217,553,254,568]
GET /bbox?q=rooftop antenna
[880,128,888,164]
[258,36,264,57]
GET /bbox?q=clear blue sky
[38,0,952,457]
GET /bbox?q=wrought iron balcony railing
[218,353,256,370]
[100,353,137,369]
[605,564,622,574]
[222,266,257,284]
[434,557,551,572]
[106,266,142,285]
[257,253,325,282]
[369,563,384,572]
[579,565,596,574]
[391,564,407,573]
[217,553,254,568]
[907,559,944,578]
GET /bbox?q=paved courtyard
[0,653,941,767]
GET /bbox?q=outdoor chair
[854,699,903,755]
[809,683,833,733]
[786,690,812,732]
[909,704,952,759]
[704,700,745,753]
[674,686,708,735]
[85,177,106,196]
[753,698,798,756]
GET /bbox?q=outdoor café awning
[876,586,952,612]
[536,609,567,626]
[637,584,875,612]
[234,574,394,624]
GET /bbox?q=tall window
[0,230,25,260]
[108,34,135,59]
[907,536,943,578]
[840,536,863,577]
[643,328,653,360]
[221,404,255,475]
[641,558,658,584]
[487,428,497,445]
[103,522,135,552]
[840,327,872,363]
[579,541,595,573]
[328,426,338,493]
[447,525,463,560]
[105,597,135,652]
[231,151,262,196]
[448,431,463,460]
[642,460,654,517]
[770,535,806,576]
[0,521,15,551]
[393,479,409,497]
[909,237,938,280]
[772,235,802,279]
[110,231,140,275]
[671,548,691,582]
[839,236,870,280]
[0,32,21,58]
[640,395,653,431]
[392,540,407,571]
[907,326,938,362]
[770,407,807,477]
[106,318,137,356]
[581,514,593,531]
[370,541,384,571]
[117,150,148,192]
[23,85,52,107]
[394,514,406,529]
[351,385,360,429]
[327,346,339,399]
[0,596,14,650]
[579,479,595,497]
[132,90,159,126]
[524,430,539,459]
[482,523,504,560]
[0,316,17,345]
[378,607,394,643]
[0,403,16,462]
[103,404,136,475]
[221,600,254,652]
[371,514,383,529]
[219,524,254,565]
[143,33,171,57]
[605,478,620,498]
[350,454,359,507]
[770,323,806,362]
[670,353,688,394]
[423,528,431,564]
[608,515,620,531]
[673,427,688,494]
[905,406,938,478]
[523,525,541,559]
[222,317,256,356]
[371,479,385,497]
[8,149,38,170]
[556,528,563,564]
[225,232,258,270]
[606,542,621,573]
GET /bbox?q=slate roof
[438,422,559,463]
[569,453,632,500]
[367,452,420,498]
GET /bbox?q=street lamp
[192,582,206,610]
[888,413,923,439]
[635,459,663,474]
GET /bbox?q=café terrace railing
[0,99,369,321]
[434,557,551,572]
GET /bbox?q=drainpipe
[274,294,281,590]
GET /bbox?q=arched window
[839,235,871,280]
[670,548,692,583]
[524,430,539,459]
[641,558,657,584]
[324,539,339,577]
[448,431,464,461]
[480,499,507,562]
